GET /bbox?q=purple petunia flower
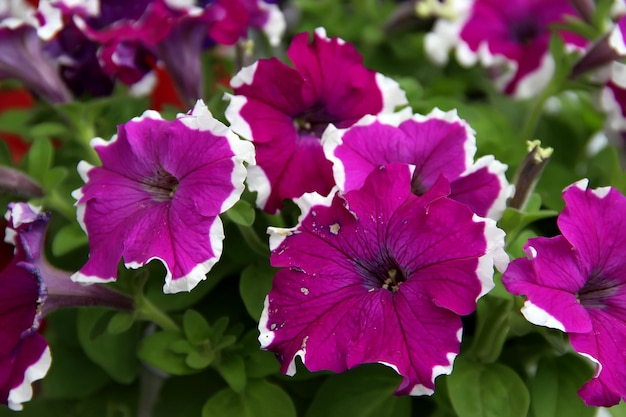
[502,180,626,407]
[1,202,131,411]
[259,163,506,395]
[72,100,254,293]
[0,1,71,103]
[49,0,285,104]
[0,204,51,411]
[425,0,587,98]
[225,27,407,213]
[322,108,513,219]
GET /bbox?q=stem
[236,223,269,256]
[519,88,553,143]
[136,296,180,332]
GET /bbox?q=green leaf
[0,110,30,136]
[29,122,69,139]
[138,331,198,375]
[51,222,88,256]
[107,312,135,335]
[184,309,212,344]
[226,199,256,226]
[0,140,12,165]
[42,166,68,189]
[469,295,514,363]
[216,354,247,393]
[27,137,53,183]
[530,354,595,417]
[77,308,140,384]
[42,311,110,399]
[447,357,530,417]
[240,330,279,379]
[239,264,276,320]
[202,379,296,417]
[608,401,626,417]
[154,370,227,417]
[306,365,411,417]
[186,348,216,370]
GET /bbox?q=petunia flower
[322,108,513,219]
[0,1,71,103]
[72,100,255,293]
[425,0,587,98]
[53,0,285,104]
[1,202,132,411]
[502,180,626,407]
[259,163,506,395]
[225,27,407,213]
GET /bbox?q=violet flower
[226,28,407,213]
[260,163,506,395]
[0,202,132,411]
[72,100,254,293]
[322,108,513,219]
[425,0,587,98]
[0,2,71,103]
[502,180,626,406]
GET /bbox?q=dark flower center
[510,18,542,45]
[577,269,621,309]
[141,166,179,202]
[356,253,408,293]
[293,102,334,138]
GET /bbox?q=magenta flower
[1,202,131,411]
[322,109,512,219]
[72,100,254,293]
[225,28,407,213]
[425,0,587,98]
[259,163,506,395]
[0,204,51,411]
[53,0,285,104]
[502,180,626,407]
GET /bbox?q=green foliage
[447,357,530,417]
[305,365,411,417]
[239,264,276,320]
[77,308,141,384]
[226,200,256,226]
[529,354,595,417]
[202,379,296,417]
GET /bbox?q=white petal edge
[460,155,513,221]
[473,214,508,298]
[258,296,306,377]
[7,345,51,411]
[258,1,286,47]
[412,107,477,172]
[229,61,258,89]
[511,52,555,100]
[520,300,566,332]
[137,216,225,294]
[224,94,253,142]
[267,189,337,251]
[609,24,626,55]
[375,73,408,113]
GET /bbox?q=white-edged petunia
[425,0,587,98]
[72,100,255,293]
[0,202,131,411]
[322,108,513,219]
[502,179,626,407]
[259,163,506,395]
[225,27,407,213]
